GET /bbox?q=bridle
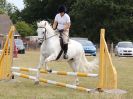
[38,27,58,41]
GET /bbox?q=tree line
[1,0,133,43]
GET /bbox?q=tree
[0,0,6,14]
[0,0,18,15]
[70,0,133,42]
[21,0,75,23]
[15,21,34,37]
[16,0,133,42]
[5,3,18,15]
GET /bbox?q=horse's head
[37,20,56,43]
[37,20,48,41]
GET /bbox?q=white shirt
[55,13,70,30]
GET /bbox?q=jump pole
[12,67,98,77]
[13,72,93,92]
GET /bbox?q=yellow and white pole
[12,67,98,77]
[13,72,92,92]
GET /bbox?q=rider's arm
[64,14,71,31]
[64,22,71,31]
[53,20,58,30]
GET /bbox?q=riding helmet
[58,5,67,13]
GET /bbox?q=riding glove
[58,29,64,33]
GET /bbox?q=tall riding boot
[63,44,68,59]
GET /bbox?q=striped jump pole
[12,67,98,77]
[13,72,93,92]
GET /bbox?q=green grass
[0,50,133,99]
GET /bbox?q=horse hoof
[34,81,39,85]
[64,54,68,59]
[47,69,52,73]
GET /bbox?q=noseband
[38,27,47,40]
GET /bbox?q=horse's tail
[77,52,99,73]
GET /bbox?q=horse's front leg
[44,63,52,72]
[35,54,45,84]
[44,53,57,72]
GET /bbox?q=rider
[53,5,71,59]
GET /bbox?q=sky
[7,0,24,10]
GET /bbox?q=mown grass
[0,50,133,99]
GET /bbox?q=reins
[38,27,58,41]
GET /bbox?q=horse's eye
[43,32,45,34]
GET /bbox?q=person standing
[53,5,71,59]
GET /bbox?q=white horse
[36,20,98,85]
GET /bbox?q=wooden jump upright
[0,26,15,80]
[98,29,117,89]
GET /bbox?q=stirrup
[64,54,68,59]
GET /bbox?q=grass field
[0,50,133,99]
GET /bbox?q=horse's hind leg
[68,60,79,85]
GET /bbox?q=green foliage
[9,0,133,42]
[0,0,18,14]
[0,0,6,14]
[5,3,18,15]
[21,0,75,23]
[0,0,6,8]
[15,21,34,37]
[10,10,22,24]
[70,0,133,42]
[0,8,5,14]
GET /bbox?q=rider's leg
[62,31,69,59]
[64,44,68,59]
